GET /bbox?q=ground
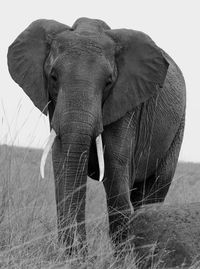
[0,145,199,268]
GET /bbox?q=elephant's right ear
[103,29,169,126]
[7,19,70,114]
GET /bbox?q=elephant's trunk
[52,122,91,249]
[40,128,104,249]
[47,103,104,251]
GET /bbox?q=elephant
[7,17,186,254]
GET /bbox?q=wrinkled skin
[7,18,186,253]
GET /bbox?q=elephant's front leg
[103,116,135,253]
[103,164,133,247]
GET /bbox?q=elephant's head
[7,18,168,246]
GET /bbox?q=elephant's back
[135,51,186,181]
[153,50,186,141]
[153,51,186,131]
[160,50,186,120]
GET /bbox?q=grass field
[0,144,199,268]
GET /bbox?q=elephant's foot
[56,243,88,265]
[109,244,136,269]
[109,219,134,259]
[57,227,88,262]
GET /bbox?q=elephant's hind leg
[131,114,185,208]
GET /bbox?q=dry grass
[0,145,115,268]
[0,144,200,268]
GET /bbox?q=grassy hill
[0,144,199,268]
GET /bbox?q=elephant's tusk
[40,129,57,179]
[96,134,105,182]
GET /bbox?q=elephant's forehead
[54,31,115,56]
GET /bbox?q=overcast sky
[1,0,199,162]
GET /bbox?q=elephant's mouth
[40,129,105,181]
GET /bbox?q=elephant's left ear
[103,29,169,126]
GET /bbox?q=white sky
[0,0,200,162]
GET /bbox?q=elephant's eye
[51,70,58,82]
[49,70,59,102]
[103,76,113,105]
[105,75,113,88]
[51,75,57,82]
